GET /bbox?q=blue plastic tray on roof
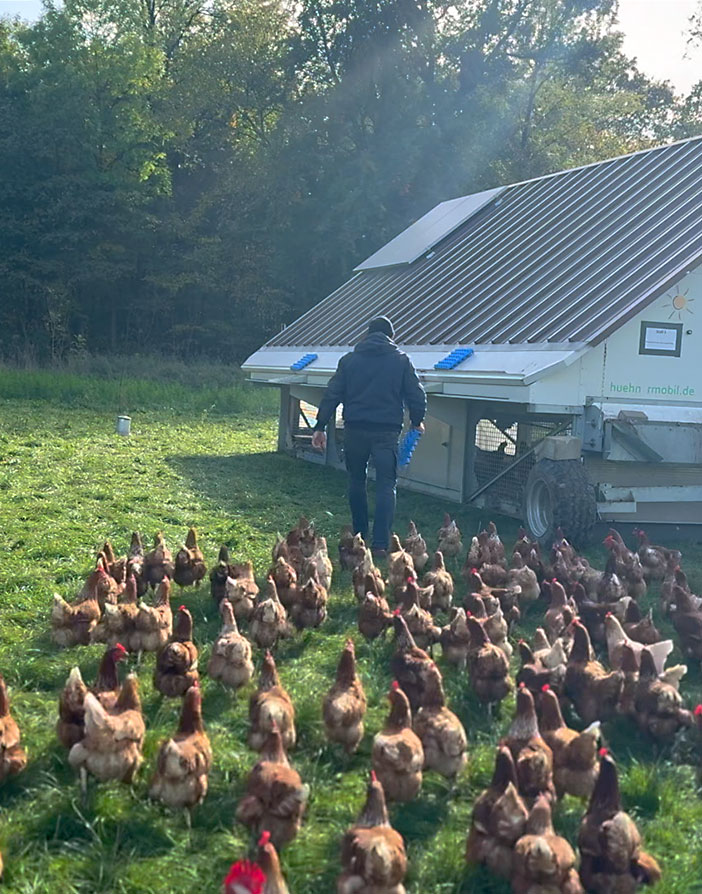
[290,353,318,371]
[434,347,474,370]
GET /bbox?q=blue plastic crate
[434,347,474,370]
[290,353,318,371]
[398,428,422,467]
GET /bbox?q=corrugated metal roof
[267,136,702,348]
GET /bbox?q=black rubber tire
[523,458,596,548]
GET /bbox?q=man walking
[311,317,426,558]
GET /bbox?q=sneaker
[371,548,388,560]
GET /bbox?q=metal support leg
[277,386,291,452]
[462,401,483,501]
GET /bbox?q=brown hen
[51,568,102,647]
[338,771,407,894]
[358,584,392,641]
[250,579,291,651]
[539,685,600,800]
[466,746,528,879]
[289,568,328,630]
[512,794,583,893]
[565,622,623,724]
[207,598,254,691]
[388,535,416,590]
[68,673,145,788]
[153,605,199,697]
[134,575,173,655]
[579,751,661,892]
[389,613,435,713]
[143,532,175,589]
[210,544,232,605]
[249,651,296,752]
[634,647,693,741]
[371,682,423,802]
[149,682,212,811]
[56,643,128,749]
[505,684,555,806]
[236,724,308,850]
[466,615,513,712]
[226,560,260,622]
[437,513,462,559]
[267,555,298,610]
[173,526,207,589]
[440,607,472,670]
[323,639,367,754]
[0,672,27,782]
[422,550,454,612]
[403,520,429,572]
[413,663,467,780]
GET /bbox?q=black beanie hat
[367,316,395,338]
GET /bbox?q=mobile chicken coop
[243,136,702,544]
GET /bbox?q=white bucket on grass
[116,415,131,436]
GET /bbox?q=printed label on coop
[609,382,696,396]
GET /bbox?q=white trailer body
[244,137,702,543]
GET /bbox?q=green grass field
[1,370,702,893]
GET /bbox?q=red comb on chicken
[223,860,266,894]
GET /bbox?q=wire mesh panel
[290,401,346,465]
[473,415,571,515]
[291,400,318,449]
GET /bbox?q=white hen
[604,614,673,674]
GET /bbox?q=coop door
[402,416,451,488]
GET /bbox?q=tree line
[0,0,700,364]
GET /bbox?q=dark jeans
[344,427,399,550]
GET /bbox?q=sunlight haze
[0,0,700,95]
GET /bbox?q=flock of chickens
[1,517,701,892]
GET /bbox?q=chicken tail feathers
[648,639,674,675]
[83,692,110,736]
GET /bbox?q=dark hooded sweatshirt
[313,333,426,434]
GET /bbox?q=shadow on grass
[17,797,177,856]
[390,784,451,844]
[167,450,519,549]
[458,864,511,893]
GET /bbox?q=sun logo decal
[662,289,694,321]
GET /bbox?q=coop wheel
[523,459,596,547]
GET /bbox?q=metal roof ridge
[393,134,702,213]
[246,341,587,353]
[500,133,702,193]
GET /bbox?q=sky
[0,0,700,95]
[617,0,701,94]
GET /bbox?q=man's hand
[413,422,426,435]
[312,430,327,451]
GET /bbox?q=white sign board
[644,327,678,352]
[639,321,682,357]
